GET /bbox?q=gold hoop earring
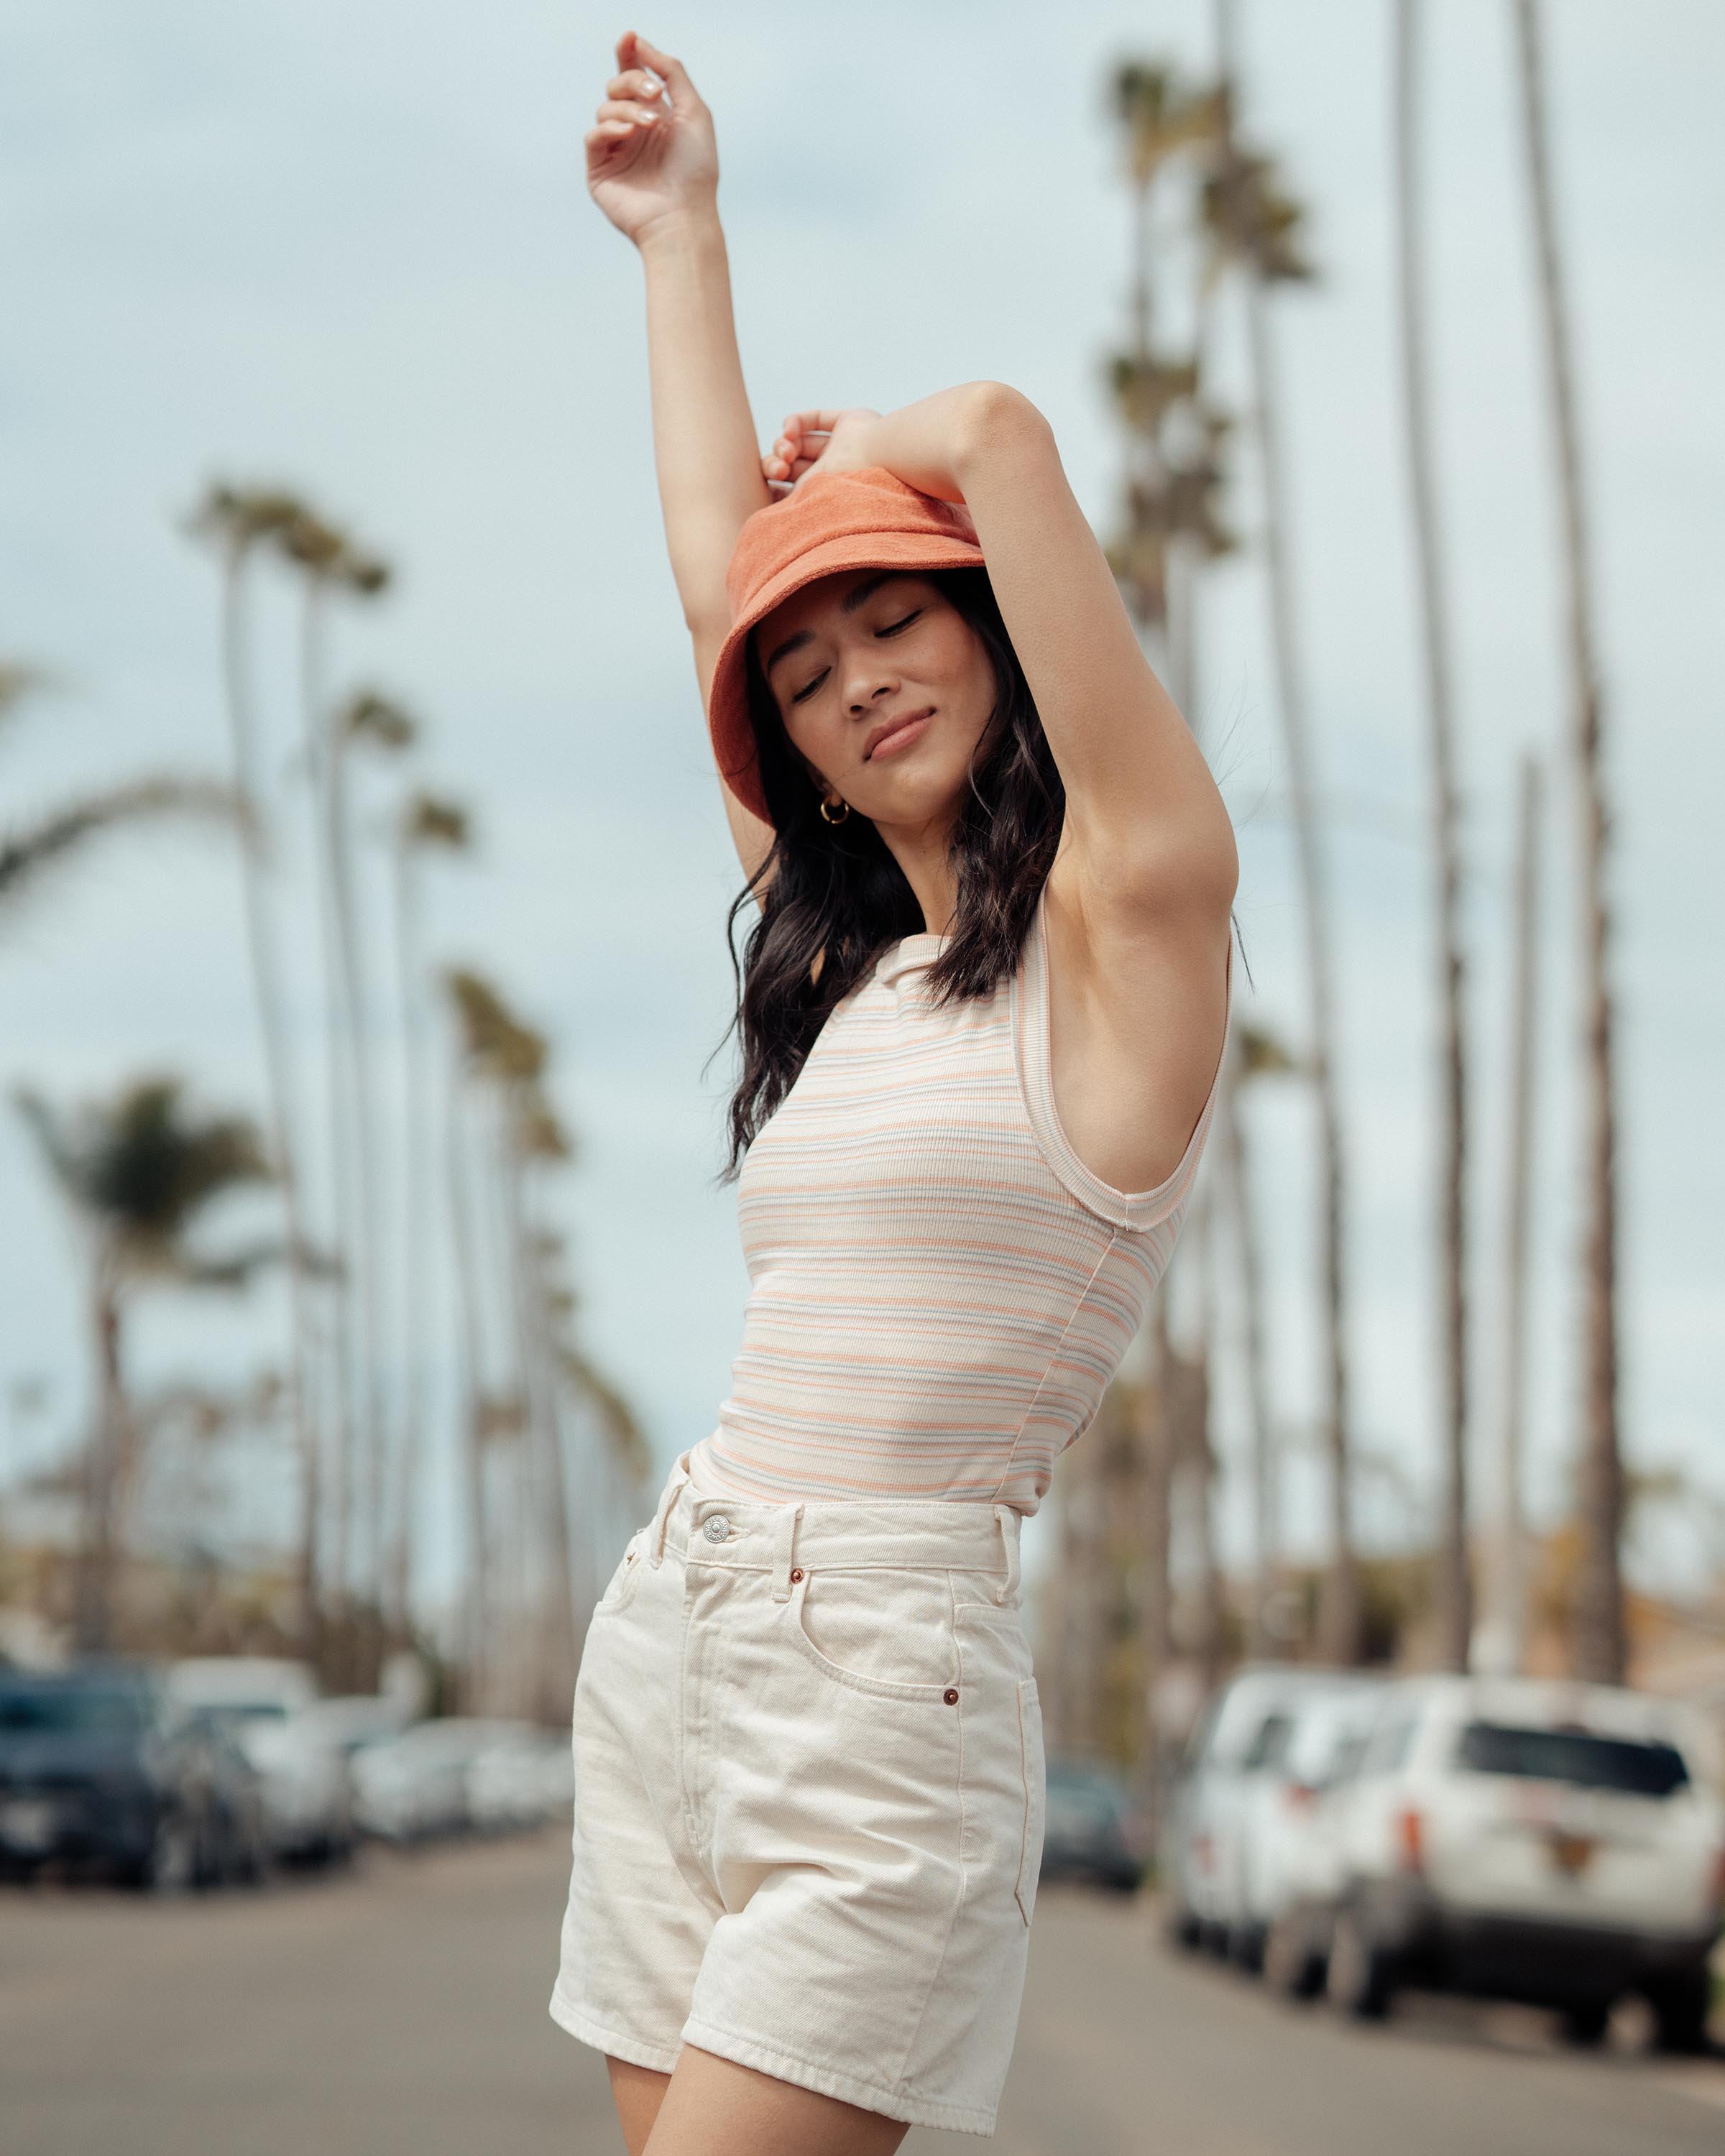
[819,795,851,825]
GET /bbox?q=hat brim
[707,529,988,829]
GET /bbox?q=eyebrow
[762,571,909,680]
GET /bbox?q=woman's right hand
[585,31,719,246]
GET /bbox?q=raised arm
[585,32,776,881]
[770,386,1237,1179]
[766,384,1237,920]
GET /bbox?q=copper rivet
[944,1688,960,1705]
[790,1567,804,1583]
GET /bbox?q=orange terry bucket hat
[706,465,987,827]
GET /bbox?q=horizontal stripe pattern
[689,881,1221,1514]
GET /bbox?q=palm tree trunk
[1243,281,1359,1666]
[1478,756,1542,1676]
[1218,1046,1276,1651]
[325,724,389,1648]
[1217,0,1359,1664]
[299,576,361,1669]
[508,1151,579,1720]
[443,1044,491,1709]
[387,835,430,1634]
[217,540,323,1659]
[76,1255,126,1652]
[1395,0,1472,1672]
[1512,0,1623,1684]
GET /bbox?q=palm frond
[0,775,250,911]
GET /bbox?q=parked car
[466,1723,576,1834]
[1253,1689,1386,1997]
[168,1657,355,1866]
[1039,1756,1146,1893]
[1160,1664,1381,1960]
[0,1662,255,1889]
[351,1718,484,1844]
[1317,1675,1725,2051]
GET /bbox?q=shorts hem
[548,1987,682,2077]
[680,2014,999,2137]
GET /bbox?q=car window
[1241,1710,1294,1774]
[1453,1721,1690,1798]
[1358,1715,1419,1777]
[1323,1728,1370,1787]
[0,1686,148,1735]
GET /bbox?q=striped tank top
[686,880,1225,1514]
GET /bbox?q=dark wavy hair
[704,565,1065,1186]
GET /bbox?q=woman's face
[752,569,998,828]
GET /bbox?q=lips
[862,707,934,760]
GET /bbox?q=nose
[843,656,900,716]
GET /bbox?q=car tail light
[1396,1806,1425,1874]
[1194,1831,1213,1875]
[1283,1780,1316,1812]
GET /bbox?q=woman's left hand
[761,407,883,494]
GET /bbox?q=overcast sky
[3,1,1721,1608]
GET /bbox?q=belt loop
[770,1503,804,1603]
[650,1454,691,1567]
[992,1504,1021,1606]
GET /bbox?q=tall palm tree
[1220,1020,1299,1651]
[184,483,329,1656]
[328,688,416,1624]
[1208,0,1362,1663]
[276,507,390,1649]
[441,987,497,1705]
[1394,0,1472,1671]
[385,791,472,1631]
[12,1075,277,1649]
[1477,756,1544,1676]
[1512,0,1623,1683]
[1105,61,1235,1777]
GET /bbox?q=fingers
[606,68,661,102]
[615,30,701,105]
[595,97,661,128]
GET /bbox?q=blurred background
[2,4,1721,2152]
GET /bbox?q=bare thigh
[606,2057,671,2156]
[607,2046,911,2156]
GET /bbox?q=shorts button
[789,1567,804,1583]
[702,1514,731,1544]
[944,1688,960,1705]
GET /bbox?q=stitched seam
[893,1623,970,2095]
[988,1226,1122,1502]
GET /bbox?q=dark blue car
[0,1662,263,1889]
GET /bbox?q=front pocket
[1014,1677,1046,1925]
[784,1570,959,1704]
[590,1528,646,1618]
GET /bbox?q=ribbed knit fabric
[686,880,1227,1514]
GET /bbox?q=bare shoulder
[1037,850,1233,1198]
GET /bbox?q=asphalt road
[2,1830,1721,2155]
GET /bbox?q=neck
[879,822,959,939]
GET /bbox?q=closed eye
[789,612,923,704]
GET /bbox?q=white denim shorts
[549,1448,1046,2137]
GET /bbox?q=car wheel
[1558,1999,1611,2047]
[1325,1908,1394,2021]
[1163,1900,1202,1952]
[1264,1916,1323,2002]
[126,1812,197,1894]
[1647,1972,1713,2058]
[1228,1921,1266,1974]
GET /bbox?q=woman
[555,31,1238,2154]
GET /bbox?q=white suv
[1320,1674,1724,2051]
[1161,1664,1382,1962]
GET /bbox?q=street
[2,1829,1721,2155]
